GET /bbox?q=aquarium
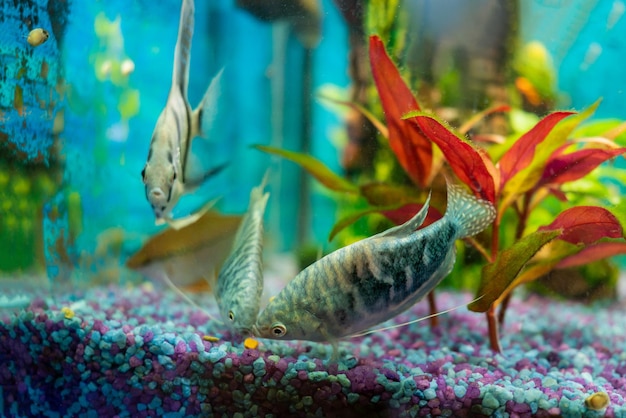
[2,0,626,416]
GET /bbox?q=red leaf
[557,242,626,269]
[381,203,442,227]
[538,147,626,187]
[405,114,496,203]
[539,206,624,245]
[498,111,575,187]
[369,35,432,187]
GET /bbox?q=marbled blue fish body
[253,181,495,342]
[215,176,269,335]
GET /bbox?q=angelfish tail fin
[191,67,225,139]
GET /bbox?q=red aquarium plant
[258,35,626,352]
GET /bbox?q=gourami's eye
[271,323,287,338]
[228,311,235,321]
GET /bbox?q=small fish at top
[212,174,270,336]
[252,180,495,356]
[141,0,226,229]
[26,28,49,47]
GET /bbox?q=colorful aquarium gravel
[1,283,625,418]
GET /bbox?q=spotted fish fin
[191,68,225,139]
[372,191,432,239]
[172,0,194,100]
[445,182,496,239]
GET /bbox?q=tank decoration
[0,0,68,273]
[257,35,626,353]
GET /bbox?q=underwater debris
[585,391,610,410]
[202,335,220,342]
[60,306,75,319]
[26,28,50,47]
[243,337,259,349]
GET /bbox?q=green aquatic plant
[257,35,626,352]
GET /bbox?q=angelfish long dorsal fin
[172,0,194,99]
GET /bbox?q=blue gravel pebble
[424,388,437,400]
[347,393,360,404]
[482,393,500,409]
[207,347,227,363]
[337,374,351,388]
[454,385,467,398]
[160,341,175,356]
[157,354,174,367]
[309,371,328,382]
[253,358,266,377]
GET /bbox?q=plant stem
[487,304,502,353]
[465,237,491,262]
[486,213,500,352]
[427,290,439,327]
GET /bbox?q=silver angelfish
[213,174,270,335]
[141,0,225,228]
[252,180,495,348]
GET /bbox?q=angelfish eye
[271,323,287,338]
[228,311,234,321]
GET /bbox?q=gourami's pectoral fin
[183,162,228,191]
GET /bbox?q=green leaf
[499,100,600,215]
[358,182,421,207]
[254,145,358,193]
[468,229,561,312]
[317,94,389,139]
